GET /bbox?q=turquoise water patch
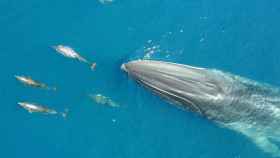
[1,0,280,158]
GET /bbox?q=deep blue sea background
[1,0,280,157]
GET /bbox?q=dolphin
[18,102,58,115]
[88,94,120,108]
[121,60,280,157]
[52,45,96,70]
[15,75,56,91]
[18,102,68,118]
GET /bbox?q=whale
[121,60,280,157]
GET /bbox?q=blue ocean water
[1,0,280,157]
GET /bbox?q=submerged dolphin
[122,60,280,157]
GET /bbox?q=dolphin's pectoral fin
[252,135,280,157]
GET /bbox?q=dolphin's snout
[18,102,25,107]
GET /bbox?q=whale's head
[122,60,280,157]
[122,60,235,120]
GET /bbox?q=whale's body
[122,60,280,157]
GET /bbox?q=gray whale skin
[122,60,280,157]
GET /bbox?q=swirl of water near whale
[122,60,280,157]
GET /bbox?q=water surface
[1,0,280,157]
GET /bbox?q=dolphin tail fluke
[47,85,57,91]
[90,63,96,70]
[42,85,57,91]
[52,87,57,91]
[60,108,69,119]
[77,57,96,70]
